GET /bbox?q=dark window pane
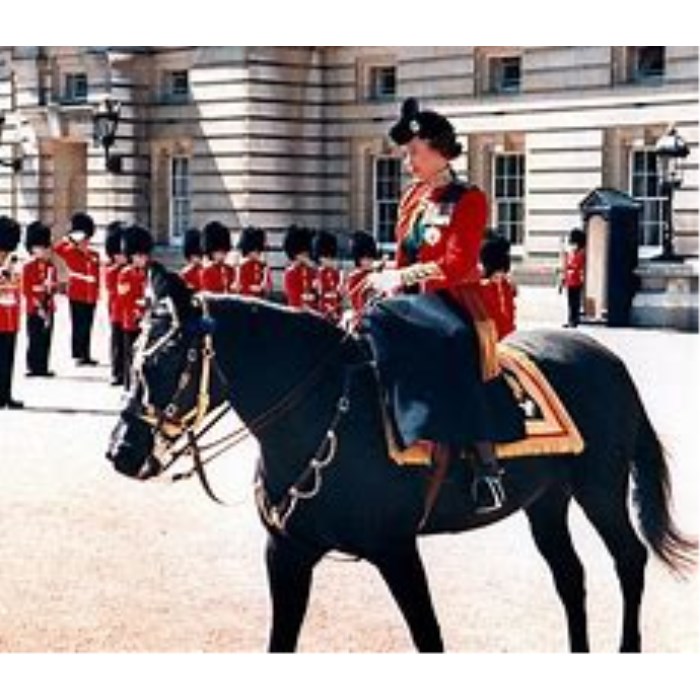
[636,46,665,79]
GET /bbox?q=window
[170,156,192,242]
[373,156,402,244]
[163,70,191,103]
[631,47,666,83]
[63,73,88,104]
[630,149,664,248]
[493,153,526,246]
[490,56,522,94]
[368,66,397,102]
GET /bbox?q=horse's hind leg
[575,480,649,654]
[373,541,445,653]
[526,487,590,653]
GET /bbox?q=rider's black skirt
[362,292,525,449]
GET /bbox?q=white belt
[0,297,18,307]
[69,273,98,283]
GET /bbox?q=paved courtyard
[0,287,697,653]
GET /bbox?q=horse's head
[106,262,223,480]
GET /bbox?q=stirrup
[472,475,507,516]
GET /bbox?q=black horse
[107,265,696,654]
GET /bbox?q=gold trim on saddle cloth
[384,344,586,467]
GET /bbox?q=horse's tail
[633,408,697,578]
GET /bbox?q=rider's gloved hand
[368,270,404,296]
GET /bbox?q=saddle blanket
[386,344,586,466]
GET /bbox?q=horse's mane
[207,294,359,356]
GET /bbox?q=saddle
[384,344,585,467]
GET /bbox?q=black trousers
[110,323,126,383]
[70,301,96,361]
[26,313,54,375]
[123,329,141,391]
[0,332,17,405]
[568,287,584,328]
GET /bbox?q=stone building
[0,46,697,283]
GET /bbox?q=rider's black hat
[390,98,463,161]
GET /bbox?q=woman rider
[364,98,525,515]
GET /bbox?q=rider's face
[404,139,449,182]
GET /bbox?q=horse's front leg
[266,534,323,653]
[373,541,445,653]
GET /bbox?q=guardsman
[22,221,58,378]
[561,228,587,329]
[200,221,235,294]
[54,213,101,367]
[104,221,128,387]
[313,231,344,324]
[480,234,518,342]
[0,216,23,410]
[180,228,204,292]
[283,225,317,311]
[346,231,380,316]
[117,226,154,389]
[235,227,271,299]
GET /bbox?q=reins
[134,298,362,534]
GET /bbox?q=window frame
[367,65,398,102]
[629,147,665,256]
[162,69,191,104]
[489,55,522,95]
[63,72,89,105]
[372,155,403,248]
[169,155,192,245]
[492,151,527,250]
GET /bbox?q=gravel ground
[0,290,697,653]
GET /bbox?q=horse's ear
[148,262,194,321]
[167,269,195,322]
[148,262,171,300]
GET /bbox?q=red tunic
[117,265,148,333]
[22,258,58,318]
[181,263,203,292]
[395,179,489,297]
[54,238,101,305]
[316,266,344,322]
[284,261,318,311]
[236,258,271,299]
[105,262,125,325]
[480,274,517,341]
[395,177,503,381]
[0,266,21,334]
[200,262,235,294]
[346,268,372,315]
[564,250,586,289]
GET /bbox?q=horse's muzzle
[106,413,156,480]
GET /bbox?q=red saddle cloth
[386,344,585,466]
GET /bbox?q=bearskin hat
[238,227,267,256]
[283,225,314,261]
[183,228,203,260]
[203,221,232,256]
[105,221,127,259]
[123,225,154,258]
[71,212,96,238]
[0,216,21,253]
[390,98,463,161]
[25,221,52,252]
[481,234,512,277]
[569,228,587,249]
[313,231,339,261]
[351,231,379,266]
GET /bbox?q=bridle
[128,294,362,530]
